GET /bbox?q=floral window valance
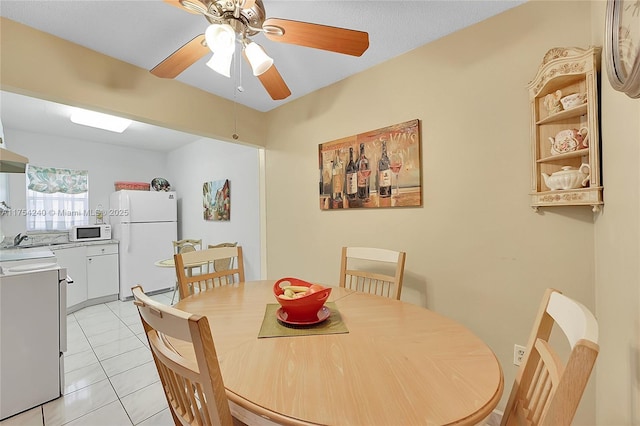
[27,165,88,194]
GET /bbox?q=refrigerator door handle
[125,224,131,253]
[124,193,131,253]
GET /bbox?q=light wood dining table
[171,280,504,426]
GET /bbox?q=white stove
[0,248,58,274]
[0,247,68,420]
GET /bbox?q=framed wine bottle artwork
[318,119,422,210]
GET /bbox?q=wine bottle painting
[319,119,421,210]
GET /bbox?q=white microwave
[69,224,111,242]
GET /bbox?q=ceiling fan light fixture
[205,23,236,54]
[244,42,273,76]
[206,53,233,78]
[70,108,132,133]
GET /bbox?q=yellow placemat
[258,302,349,338]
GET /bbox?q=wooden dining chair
[173,239,203,251]
[131,285,235,426]
[173,239,203,272]
[173,239,203,249]
[171,239,203,303]
[501,288,599,426]
[339,246,406,300]
[175,246,245,299]
[208,242,238,273]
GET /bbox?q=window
[26,165,89,231]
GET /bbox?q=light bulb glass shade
[206,53,233,78]
[244,42,273,76]
[70,108,132,133]
[205,24,236,54]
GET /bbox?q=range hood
[0,147,29,173]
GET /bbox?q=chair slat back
[501,288,599,426]
[132,286,233,426]
[175,246,245,299]
[339,246,406,300]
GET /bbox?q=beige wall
[596,75,640,425]
[264,1,610,423]
[3,1,640,423]
[591,1,640,424]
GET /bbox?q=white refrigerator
[110,190,178,300]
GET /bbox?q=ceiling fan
[151,0,370,101]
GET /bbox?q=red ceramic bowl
[273,277,332,322]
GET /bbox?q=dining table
[170,280,504,426]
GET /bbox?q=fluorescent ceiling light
[70,108,132,133]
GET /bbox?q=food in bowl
[273,277,332,322]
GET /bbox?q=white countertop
[0,240,119,259]
[41,240,119,250]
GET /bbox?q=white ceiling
[0,0,524,150]
[1,91,201,151]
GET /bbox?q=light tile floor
[0,291,176,426]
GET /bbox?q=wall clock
[605,0,640,98]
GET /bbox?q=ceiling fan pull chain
[232,54,240,140]
[232,98,239,140]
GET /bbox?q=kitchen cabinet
[52,246,87,309]
[527,46,603,211]
[53,241,119,313]
[86,244,119,299]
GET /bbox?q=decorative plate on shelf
[605,0,640,98]
[151,177,171,191]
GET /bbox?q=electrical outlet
[514,344,526,366]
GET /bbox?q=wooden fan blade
[243,47,290,100]
[257,65,291,100]
[151,34,208,78]
[263,18,369,57]
[163,0,205,14]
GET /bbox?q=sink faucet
[13,233,28,247]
